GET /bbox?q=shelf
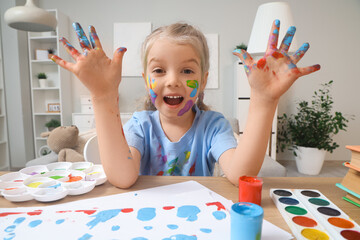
[0,141,6,145]
[36,137,47,141]
[33,87,60,91]
[31,59,55,64]
[30,36,57,41]
[34,113,61,116]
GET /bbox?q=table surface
[1,174,359,234]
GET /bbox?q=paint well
[273,190,292,196]
[279,197,299,205]
[328,217,354,228]
[292,216,317,227]
[308,198,330,206]
[285,206,307,215]
[340,230,360,240]
[301,190,320,197]
[317,207,341,217]
[301,228,329,240]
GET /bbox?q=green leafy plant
[277,80,352,155]
[45,119,61,130]
[37,72,47,79]
[235,43,248,51]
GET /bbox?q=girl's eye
[152,68,164,74]
[183,69,194,74]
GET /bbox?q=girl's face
[143,39,208,119]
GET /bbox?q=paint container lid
[231,202,264,219]
[2,186,34,202]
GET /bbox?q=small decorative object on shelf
[35,49,50,60]
[47,103,60,113]
[277,80,353,175]
[45,118,61,131]
[37,72,47,88]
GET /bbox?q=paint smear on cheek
[186,80,199,98]
[177,100,194,116]
[147,76,157,105]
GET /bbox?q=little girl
[52,20,320,188]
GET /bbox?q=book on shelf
[346,145,360,168]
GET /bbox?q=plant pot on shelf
[39,79,47,88]
[294,146,326,175]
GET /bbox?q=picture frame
[47,103,60,113]
[35,49,50,60]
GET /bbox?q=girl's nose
[165,72,181,87]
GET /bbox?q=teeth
[165,96,182,99]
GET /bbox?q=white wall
[2,0,360,162]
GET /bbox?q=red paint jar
[238,176,263,206]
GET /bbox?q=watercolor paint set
[270,188,360,240]
[0,162,107,202]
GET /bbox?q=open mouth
[163,96,184,106]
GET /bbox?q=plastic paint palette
[0,162,107,203]
[270,188,360,240]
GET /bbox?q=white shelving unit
[235,60,277,159]
[0,34,10,170]
[28,10,72,157]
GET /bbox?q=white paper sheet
[114,22,152,76]
[0,181,293,239]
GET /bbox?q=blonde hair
[141,22,210,111]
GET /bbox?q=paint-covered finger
[51,55,75,72]
[279,26,296,53]
[233,49,254,66]
[266,19,280,52]
[113,47,127,64]
[59,37,81,60]
[298,64,321,76]
[291,43,310,64]
[73,22,91,51]
[89,25,103,50]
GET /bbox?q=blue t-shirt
[123,105,237,176]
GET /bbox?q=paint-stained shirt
[123,105,237,176]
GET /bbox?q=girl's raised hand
[233,19,320,102]
[51,23,127,98]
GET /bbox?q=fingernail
[288,26,296,35]
[275,19,280,27]
[118,47,127,53]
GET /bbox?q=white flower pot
[39,79,47,88]
[294,146,326,175]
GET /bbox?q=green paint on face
[186,80,199,98]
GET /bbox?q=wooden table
[1,174,359,234]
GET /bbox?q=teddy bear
[26,125,96,167]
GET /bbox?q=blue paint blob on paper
[78,233,93,240]
[167,224,178,230]
[137,208,156,221]
[14,217,25,225]
[28,220,42,228]
[144,226,153,230]
[56,219,65,224]
[132,237,148,240]
[4,225,16,232]
[200,228,212,233]
[177,205,200,222]
[162,234,197,240]
[4,233,15,240]
[112,225,120,231]
[86,209,121,229]
[212,211,226,220]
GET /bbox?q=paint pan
[270,188,331,240]
[0,172,29,191]
[70,162,93,171]
[19,165,49,176]
[83,165,107,186]
[2,186,34,202]
[46,162,72,171]
[65,180,96,195]
[294,189,360,240]
[32,184,69,202]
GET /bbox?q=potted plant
[277,80,352,175]
[235,43,248,51]
[37,72,48,88]
[45,118,61,131]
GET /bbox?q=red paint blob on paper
[206,202,226,211]
[0,212,24,217]
[56,210,72,213]
[163,206,175,210]
[75,210,97,215]
[27,210,43,216]
[121,208,134,213]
